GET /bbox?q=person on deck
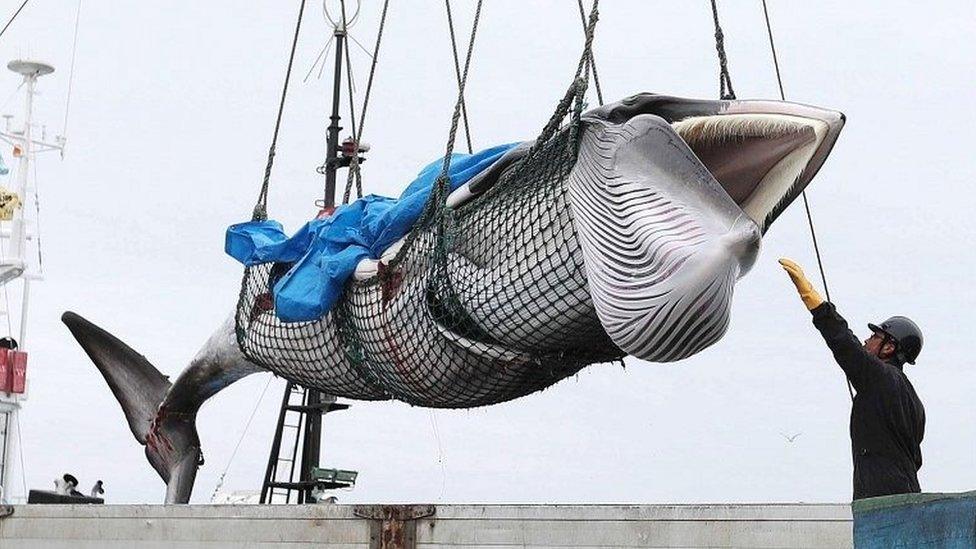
[779,258,925,501]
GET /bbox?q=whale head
[571,93,844,361]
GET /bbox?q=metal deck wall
[0,503,853,548]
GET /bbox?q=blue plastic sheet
[226,142,519,322]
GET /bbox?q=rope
[61,0,82,142]
[433,0,484,197]
[428,410,447,501]
[15,410,27,502]
[709,0,736,100]
[444,0,474,154]
[573,3,599,90]
[252,0,307,221]
[576,0,603,106]
[438,0,598,203]
[390,0,597,266]
[760,1,786,102]
[0,0,29,43]
[342,0,391,205]
[211,375,274,502]
[760,0,851,401]
[339,0,362,204]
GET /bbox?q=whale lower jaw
[570,114,763,362]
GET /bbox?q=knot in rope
[709,0,736,100]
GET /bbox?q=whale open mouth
[672,113,825,232]
[587,94,845,234]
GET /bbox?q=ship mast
[0,60,64,504]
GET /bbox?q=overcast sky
[0,0,972,504]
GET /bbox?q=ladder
[259,383,350,504]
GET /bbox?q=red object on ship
[0,350,9,392]
[0,350,26,394]
[10,350,27,393]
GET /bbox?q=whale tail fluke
[61,311,201,503]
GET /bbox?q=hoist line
[0,0,29,43]
[576,0,604,106]
[761,0,786,101]
[709,0,736,100]
[433,0,484,191]
[340,0,362,204]
[211,375,274,502]
[342,0,391,205]
[61,0,83,141]
[15,410,27,501]
[760,0,851,401]
[252,0,308,221]
[444,0,474,154]
[574,2,599,80]
[760,0,833,305]
[388,0,597,269]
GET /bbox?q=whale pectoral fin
[62,311,171,444]
[431,316,534,364]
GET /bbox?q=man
[779,258,925,500]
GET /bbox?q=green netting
[235,85,624,408]
[235,5,618,408]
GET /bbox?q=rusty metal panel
[354,505,436,549]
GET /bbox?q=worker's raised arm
[809,301,879,389]
[779,258,877,390]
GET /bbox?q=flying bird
[780,432,803,443]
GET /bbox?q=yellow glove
[778,258,824,310]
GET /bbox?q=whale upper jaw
[585,94,845,234]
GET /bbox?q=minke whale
[62,93,844,503]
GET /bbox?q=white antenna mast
[0,59,64,504]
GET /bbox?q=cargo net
[236,67,623,408]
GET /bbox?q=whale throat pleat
[570,116,759,361]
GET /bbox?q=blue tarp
[226,142,519,322]
[853,491,976,548]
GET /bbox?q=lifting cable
[576,0,604,106]
[339,0,363,203]
[0,0,29,43]
[434,0,484,183]
[444,0,474,154]
[709,0,736,100]
[211,375,274,502]
[711,1,851,400]
[758,1,853,401]
[252,0,308,221]
[342,0,391,205]
[61,0,83,145]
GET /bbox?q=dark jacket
[811,302,925,500]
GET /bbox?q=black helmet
[868,316,923,365]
